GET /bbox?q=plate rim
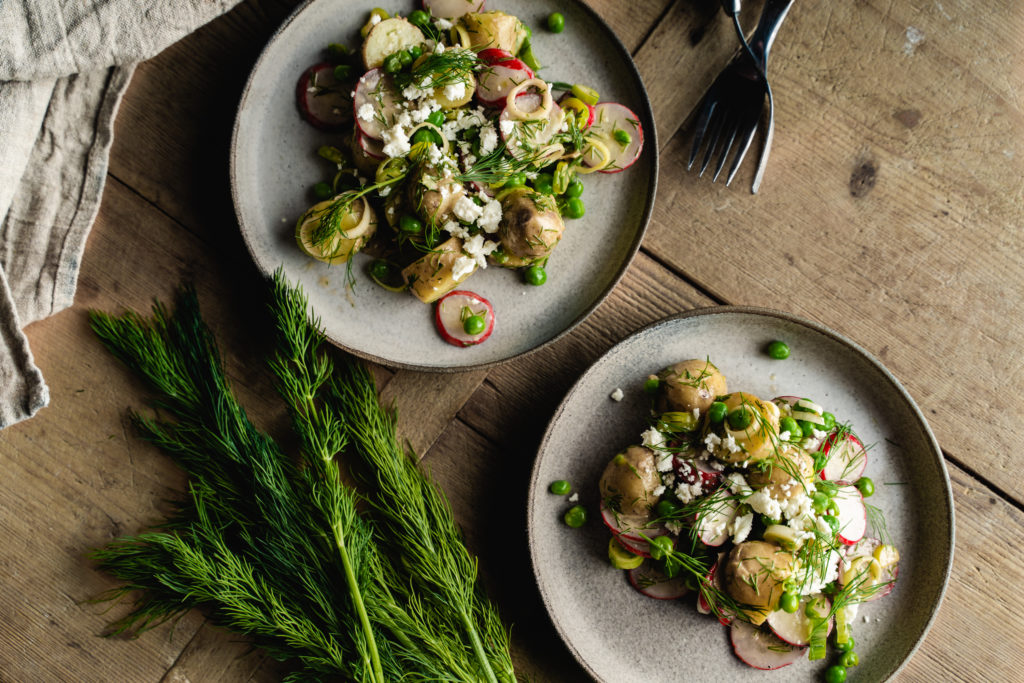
[527,305,955,681]
[228,0,659,373]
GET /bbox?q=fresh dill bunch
[396,48,481,90]
[88,275,518,682]
[332,359,516,683]
[454,141,535,186]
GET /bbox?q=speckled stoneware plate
[529,307,953,682]
[230,0,656,371]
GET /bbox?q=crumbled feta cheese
[703,432,722,450]
[610,388,624,402]
[434,41,445,54]
[727,472,751,495]
[692,408,700,420]
[443,81,466,103]
[812,428,828,439]
[370,12,382,25]
[721,434,741,454]
[453,196,483,223]
[403,84,431,101]
[641,428,666,449]
[444,220,469,240]
[478,123,499,155]
[778,430,791,441]
[380,120,411,158]
[499,119,516,136]
[357,103,375,122]
[675,480,704,504]
[476,198,502,233]
[568,492,579,503]
[379,186,391,197]
[451,255,476,280]
[655,452,674,473]
[434,17,453,30]
[747,490,784,519]
[731,512,754,544]
[652,485,666,497]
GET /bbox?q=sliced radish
[353,68,401,141]
[674,456,721,491]
[434,290,495,347]
[694,488,737,547]
[731,620,807,670]
[423,0,485,19]
[581,102,644,173]
[697,554,733,625]
[766,595,833,646]
[833,484,867,545]
[297,62,353,131]
[477,48,515,65]
[820,431,867,482]
[358,132,385,160]
[600,502,665,557]
[628,560,688,600]
[476,64,534,106]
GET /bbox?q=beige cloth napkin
[0,0,242,428]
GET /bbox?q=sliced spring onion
[795,398,824,415]
[506,78,553,120]
[792,410,826,425]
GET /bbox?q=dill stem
[458,608,499,683]
[332,521,384,683]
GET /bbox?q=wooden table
[3,0,1022,680]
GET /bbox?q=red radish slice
[358,132,385,160]
[297,63,353,131]
[581,102,644,173]
[731,620,807,670]
[476,64,534,106]
[697,555,733,625]
[423,0,484,19]
[477,48,514,65]
[353,68,401,141]
[833,484,867,545]
[599,502,665,557]
[694,489,737,547]
[673,456,721,492]
[820,431,868,482]
[766,595,833,646]
[628,561,689,600]
[434,290,495,347]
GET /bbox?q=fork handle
[720,0,741,15]
[750,0,795,67]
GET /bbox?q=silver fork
[687,0,794,192]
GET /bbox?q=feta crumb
[641,428,666,449]
[778,430,791,441]
[453,196,483,223]
[476,198,502,233]
[444,220,469,240]
[652,485,666,497]
[610,388,624,402]
[451,255,476,280]
[692,407,700,420]
[435,17,453,30]
[478,123,499,155]
[443,81,466,103]
[731,512,754,544]
[357,103,375,122]
[379,186,391,197]
[655,452,674,473]
[370,13,382,25]
[721,434,741,454]
[499,119,516,136]
[568,492,579,503]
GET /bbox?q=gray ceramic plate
[529,307,953,682]
[230,0,656,371]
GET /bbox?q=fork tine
[688,97,719,171]
[711,111,741,182]
[698,107,728,177]
[724,106,762,186]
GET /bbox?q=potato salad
[599,359,899,678]
[294,3,643,346]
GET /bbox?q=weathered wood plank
[642,0,1024,503]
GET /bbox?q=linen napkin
[0,0,243,428]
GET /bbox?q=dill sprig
[87,273,516,681]
[454,141,537,185]
[396,49,481,90]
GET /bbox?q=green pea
[840,651,859,668]
[409,44,424,60]
[644,377,661,395]
[397,49,413,67]
[504,172,527,188]
[654,499,679,518]
[824,665,847,683]
[534,173,554,194]
[546,12,565,33]
[563,504,587,528]
[411,128,440,145]
[564,197,585,219]
[779,416,800,438]
[760,515,780,528]
[727,408,752,430]
[463,314,486,335]
[369,259,390,281]
[549,480,571,495]
[819,480,839,497]
[835,636,855,653]
[798,419,818,438]
[811,492,829,514]
[649,535,673,560]
[408,9,430,26]
[333,64,352,80]
[312,181,333,200]
[767,340,790,359]
[708,401,728,423]
[399,214,423,234]
[827,501,840,517]
[856,476,875,497]
[426,110,445,127]
[524,265,547,286]
[822,412,836,430]
[383,54,402,74]
[565,177,584,198]
[778,591,800,614]
[822,515,840,536]
[327,43,349,60]
[613,129,631,145]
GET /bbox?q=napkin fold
[0,0,242,428]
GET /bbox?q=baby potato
[657,359,727,414]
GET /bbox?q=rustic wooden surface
[3,0,1023,680]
